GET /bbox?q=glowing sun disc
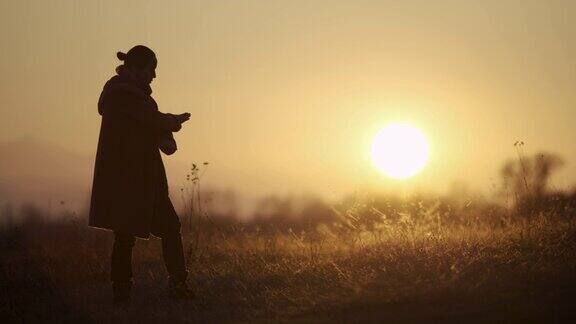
[371,123,429,179]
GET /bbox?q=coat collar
[114,64,153,96]
[98,66,155,115]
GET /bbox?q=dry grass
[1,206,575,323]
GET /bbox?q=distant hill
[0,137,257,218]
[0,137,224,216]
[0,138,94,214]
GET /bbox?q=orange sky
[1,0,576,205]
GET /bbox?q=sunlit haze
[2,1,576,212]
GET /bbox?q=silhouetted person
[89,45,193,304]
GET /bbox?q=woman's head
[117,45,157,85]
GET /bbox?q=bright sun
[371,123,429,180]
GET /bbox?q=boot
[168,277,194,300]
[112,280,132,305]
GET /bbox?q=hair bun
[116,51,127,61]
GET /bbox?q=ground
[1,214,575,323]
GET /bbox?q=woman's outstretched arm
[102,89,183,133]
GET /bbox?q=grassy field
[1,207,576,323]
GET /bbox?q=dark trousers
[111,194,188,283]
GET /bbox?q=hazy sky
[1,0,576,202]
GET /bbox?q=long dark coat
[89,71,181,238]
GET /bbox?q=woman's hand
[176,113,191,123]
[167,113,190,132]
[159,133,177,155]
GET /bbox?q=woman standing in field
[89,45,193,304]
